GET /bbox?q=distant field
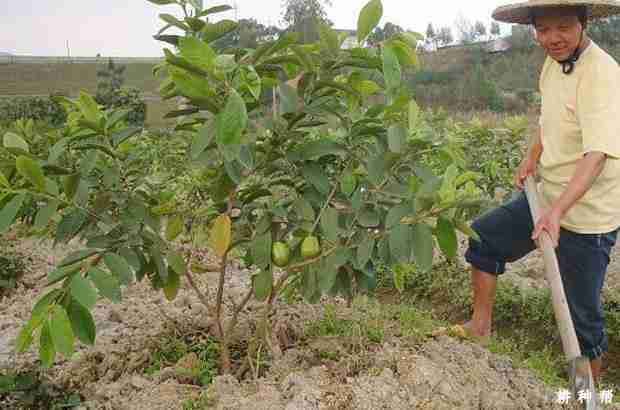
[0,62,178,127]
[0,62,161,96]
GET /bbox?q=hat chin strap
[559,30,584,75]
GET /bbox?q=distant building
[334,29,359,49]
[484,38,512,54]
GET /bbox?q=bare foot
[461,320,491,338]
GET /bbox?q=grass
[368,260,620,392]
[145,333,219,387]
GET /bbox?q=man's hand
[514,157,537,190]
[531,208,562,248]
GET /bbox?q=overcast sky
[1,0,515,57]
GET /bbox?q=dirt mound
[2,232,619,409]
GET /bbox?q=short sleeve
[577,59,620,159]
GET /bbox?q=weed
[181,392,211,410]
[0,370,82,409]
[145,334,219,387]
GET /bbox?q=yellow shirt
[539,41,620,234]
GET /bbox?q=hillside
[0,62,160,97]
[412,42,620,112]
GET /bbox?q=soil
[2,228,620,410]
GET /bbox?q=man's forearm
[551,151,607,218]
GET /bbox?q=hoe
[524,176,598,410]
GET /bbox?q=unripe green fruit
[272,241,291,267]
[301,236,321,259]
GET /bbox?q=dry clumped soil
[1,231,620,410]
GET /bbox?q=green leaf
[111,126,142,147]
[320,208,340,243]
[59,249,99,268]
[179,37,216,72]
[386,204,413,228]
[279,82,298,115]
[46,265,80,287]
[146,0,176,4]
[412,223,434,272]
[15,320,37,353]
[302,163,330,195]
[167,250,187,275]
[367,154,387,186]
[39,321,56,368]
[354,80,381,96]
[16,156,46,190]
[239,65,262,100]
[198,5,233,17]
[67,300,96,345]
[120,248,142,273]
[436,217,457,260]
[0,194,25,234]
[3,132,29,152]
[358,206,380,228]
[168,66,217,111]
[0,172,9,188]
[69,275,98,310]
[251,232,272,269]
[385,39,418,67]
[55,209,87,245]
[318,261,338,293]
[210,214,232,258]
[159,13,188,31]
[393,265,406,293]
[341,171,357,197]
[383,45,401,91]
[63,174,80,200]
[190,123,213,160]
[106,109,131,130]
[163,267,180,301]
[297,140,348,161]
[357,0,383,44]
[294,198,315,232]
[387,124,407,154]
[318,23,340,54]
[390,224,413,264]
[150,246,168,282]
[104,253,133,285]
[88,268,121,303]
[32,289,62,319]
[202,20,238,43]
[78,91,101,124]
[409,100,420,131]
[455,219,481,242]
[216,90,247,146]
[357,235,375,268]
[253,269,273,302]
[50,305,74,357]
[166,215,184,241]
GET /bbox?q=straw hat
[493,0,620,24]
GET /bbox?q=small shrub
[0,370,82,409]
[95,87,146,126]
[0,97,66,127]
[0,252,26,297]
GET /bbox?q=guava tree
[2,0,482,374]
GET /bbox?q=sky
[1,0,515,57]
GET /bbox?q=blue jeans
[465,192,618,360]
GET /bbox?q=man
[460,0,620,383]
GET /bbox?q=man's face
[534,13,583,61]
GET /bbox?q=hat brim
[493,0,620,24]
